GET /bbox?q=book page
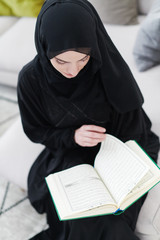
[57,164,115,212]
[124,170,153,199]
[94,135,149,204]
[119,141,160,209]
[120,170,160,210]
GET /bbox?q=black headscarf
[34,0,144,113]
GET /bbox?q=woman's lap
[41,191,142,240]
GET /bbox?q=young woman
[17,0,159,239]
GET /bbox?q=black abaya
[17,0,159,239]
[18,61,159,239]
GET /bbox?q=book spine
[113,208,124,215]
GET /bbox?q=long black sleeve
[17,65,77,151]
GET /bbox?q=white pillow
[89,0,138,25]
[0,17,36,73]
[137,0,154,14]
[133,0,160,71]
[0,16,19,35]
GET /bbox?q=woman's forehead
[54,51,88,61]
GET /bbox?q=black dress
[18,60,159,240]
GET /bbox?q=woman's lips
[64,73,74,78]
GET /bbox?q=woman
[17,0,159,239]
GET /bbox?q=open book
[45,134,160,220]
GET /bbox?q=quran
[45,134,160,220]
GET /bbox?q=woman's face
[50,51,90,78]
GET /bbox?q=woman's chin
[63,72,77,78]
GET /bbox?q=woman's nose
[68,63,79,76]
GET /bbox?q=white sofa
[0,0,160,239]
[0,16,37,87]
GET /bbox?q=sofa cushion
[137,0,154,14]
[89,0,138,25]
[0,0,44,17]
[135,152,160,239]
[0,16,19,35]
[133,0,160,71]
[0,17,36,73]
[0,118,44,190]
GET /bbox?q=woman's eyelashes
[55,59,66,65]
[55,55,90,65]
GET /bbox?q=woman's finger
[81,131,106,140]
[81,125,106,133]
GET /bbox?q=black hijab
[34,0,144,113]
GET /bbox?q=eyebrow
[55,55,88,63]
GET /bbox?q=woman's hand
[74,125,106,147]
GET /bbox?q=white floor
[0,175,47,240]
